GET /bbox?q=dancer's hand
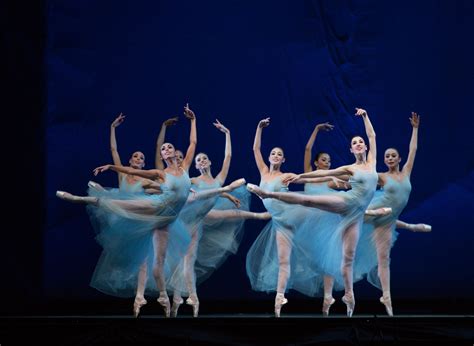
[282,173,300,185]
[258,117,270,128]
[184,103,195,120]
[213,119,230,134]
[355,108,367,117]
[316,122,334,131]
[227,195,241,208]
[330,177,349,189]
[111,113,125,128]
[163,116,179,127]
[409,112,420,128]
[93,164,111,176]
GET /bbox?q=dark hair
[350,135,365,144]
[313,152,329,162]
[385,147,400,156]
[313,152,330,169]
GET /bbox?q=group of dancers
[56,104,431,318]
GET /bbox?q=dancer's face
[161,143,176,160]
[195,153,211,170]
[384,148,401,169]
[268,147,285,165]
[129,151,145,169]
[350,136,367,155]
[314,153,331,170]
[175,150,184,167]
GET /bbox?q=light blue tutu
[86,171,191,297]
[355,175,411,289]
[246,177,331,296]
[197,185,251,281]
[297,170,379,293]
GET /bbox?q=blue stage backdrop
[46,1,474,302]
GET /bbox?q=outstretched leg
[188,178,246,203]
[205,209,271,221]
[247,185,347,214]
[396,220,432,232]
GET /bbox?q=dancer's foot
[157,293,170,318]
[254,212,271,220]
[223,178,246,193]
[88,181,105,191]
[246,184,270,199]
[322,296,335,317]
[56,191,98,204]
[171,296,183,318]
[408,223,432,233]
[380,295,393,317]
[274,293,288,318]
[186,294,200,318]
[342,294,355,318]
[133,297,147,318]
[365,207,392,216]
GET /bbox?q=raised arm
[110,113,126,184]
[355,108,376,165]
[402,112,419,175]
[214,119,232,185]
[304,122,334,172]
[181,103,197,171]
[155,117,179,170]
[93,164,165,180]
[253,118,270,175]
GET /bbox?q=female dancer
[57,103,198,317]
[247,108,379,317]
[355,112,430,316]
[245,117,346,317]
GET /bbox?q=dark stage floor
[0,314,472,345]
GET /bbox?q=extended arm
[402,112,419,175]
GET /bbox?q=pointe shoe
[255,212,271,220]
[171,296,183,318]
[157,295,171,318]
[56,191,78,202]
[380,296,393,317]
[322,297,335,317]
[342,294,355,318]
[274,293,288,318]
[225,178,247,192]
[88,181,105,191]
[246,183,266,200]
[410,223,432,233]
[56,191,97,204]
[133,297,147,318]
[186,295,200,317]
[365,207,392,216]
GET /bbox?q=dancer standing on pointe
[355,112,431,317]
[57,103,199,317]
[245,117,345,317]
[247,108,379,317]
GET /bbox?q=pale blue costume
[355,175,411,289]
[168,180,250,295]
[246,177,325,296]
[308,169,379,291]
[86,171,191,297]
